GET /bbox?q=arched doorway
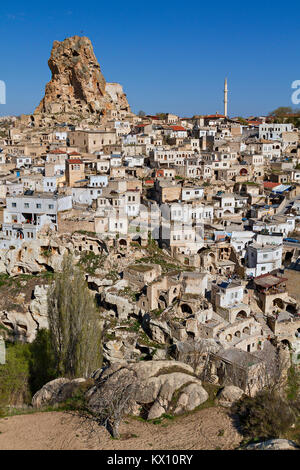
[286,304,297,314]
[158,295,167,309]
[284,251,293,266]
[273,298,284,310]
[180,303,193,314]
[281,339,291,350]
[236,310,247,319]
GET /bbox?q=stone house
[207,348,265,395]
[123,264,162,289]
[65,158,85,187]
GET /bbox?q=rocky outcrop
[35,36,130,118]
[29,285,49,330]
[103,337,142,363]
[101,281,139,320]
[217,385,244,407]
[245,439,299,450]
[143,317,172,344]
[0,232,108,276]
[0,309,38,343]
[0,239,67,276]
[32,377,86,408]
[90,360,209,420]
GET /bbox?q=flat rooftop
[7,192,69,199]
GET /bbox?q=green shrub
[78,251,106,275]
[232,390,297,441]
[28,329,57,395]
[0,330,59,415]
[0,342,31,414]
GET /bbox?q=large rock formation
[32,377,87,408]
[90,361,209,419]
[217,385,244,407]
[32,361,209,419]
[35,36,130,118]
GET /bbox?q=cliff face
[35,36,130,117]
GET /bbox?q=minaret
[224,78,228,117]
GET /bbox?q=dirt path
[0,407,242,450]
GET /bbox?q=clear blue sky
[1,0,300,117]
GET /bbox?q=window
[24,203,29,208]
[36,204,41,209]
[48,204,54,209]
[12,203,16,208]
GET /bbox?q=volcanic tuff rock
[35,35,130,117]
[32,378,86,408]
[245,439,299,450]
[90,361,209,419]
[217,385,244,407]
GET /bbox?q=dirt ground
[0,407,242,450]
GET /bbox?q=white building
[212,281,244,309]
[246,244,283,277]
[43,176,58,193]
[1,193,72,246]
[124,155,144,167]
[181,187,204,202]
[259,123,293,140]
[88,175,108,188]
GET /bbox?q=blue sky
[0,0,300,117]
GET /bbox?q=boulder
[89,360,208,420]
[217,385,244,407]
[32,377,86,408]
[245,439,299,450]
[174,383,209,415]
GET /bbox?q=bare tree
[179,339,218,381]
[74,368,140,439]
[47,253,102,378]
[253,341,291,394]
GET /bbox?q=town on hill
[0,35,300,452]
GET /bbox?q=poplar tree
[47,254,102,378]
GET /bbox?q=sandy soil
[0,407,242,450]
